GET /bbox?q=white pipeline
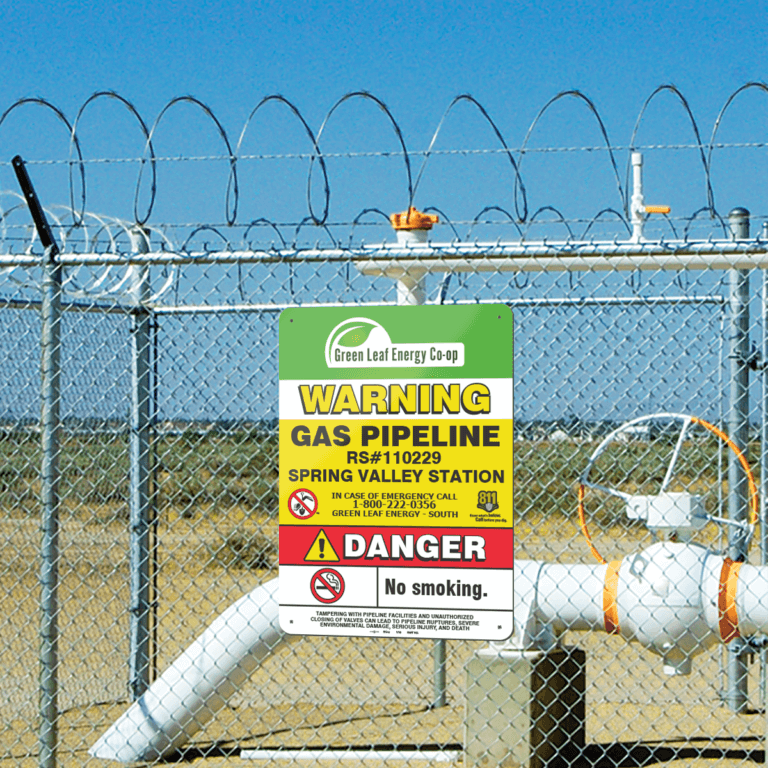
[91,542,768,762]
[89,578,287,762]
[515,542,767,675]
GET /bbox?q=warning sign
[304,529,340,562]
[279,305,513,640]
[288,488,318,519]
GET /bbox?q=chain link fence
[1,238,767,768]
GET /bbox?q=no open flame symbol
[288,488,318,519]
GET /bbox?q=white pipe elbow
[90,578,287,762]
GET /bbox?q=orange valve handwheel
[577,413,758,565]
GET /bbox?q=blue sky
[2,0,762,126]
[0,0,766,234]
[0,1,763,424]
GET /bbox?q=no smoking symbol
[288,488,318,519]
[311,568,345,603]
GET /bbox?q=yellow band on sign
[280,419,513,528]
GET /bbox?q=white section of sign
[280,565,377,611]
[324,317,465,369]
[279,565,513,640]
[377,567,512,611]
[279,378,513,420]
[280,603,512,640]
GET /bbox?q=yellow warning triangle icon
[304,529,339,562]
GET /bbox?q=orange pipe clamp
[718,557,742,643]
[603,560,622,635]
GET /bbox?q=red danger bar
[280,525,513,569]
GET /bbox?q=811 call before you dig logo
[279,305,513,641]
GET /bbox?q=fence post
[727,207,751,713]
[39,241,62,768]
[395,266,446,706]
[762,242,768,708]
[129,227,153,699]
[11,155,63,768]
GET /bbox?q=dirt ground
[0,512,766,768]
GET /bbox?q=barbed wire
[1,85,767,229]
[4,140,767,168]
[0,201,750,302]
[0,205,741,258]
[2,211,755,231]
[0,206,759,249]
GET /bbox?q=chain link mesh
[0,252,766,768]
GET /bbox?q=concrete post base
[465,646,586,768]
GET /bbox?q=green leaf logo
[325,317,390,367]
[334,321,377,347]
[333,321,377,348]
